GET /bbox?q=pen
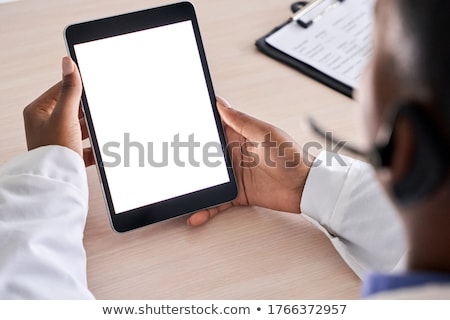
[291,0,345,28]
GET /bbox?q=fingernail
[62,57,74,76]
[216,96,231,108]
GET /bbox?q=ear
[389,104,448,206]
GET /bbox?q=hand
[23,57,94,167]
[187,97,313,226]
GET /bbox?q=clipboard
[255,0,374,98]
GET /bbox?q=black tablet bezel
[65,2,237,232]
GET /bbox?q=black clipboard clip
[290,0,345,28]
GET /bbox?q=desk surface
[0,0,366,299]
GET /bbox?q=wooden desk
[0,0,364,299]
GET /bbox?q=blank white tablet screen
[74,20,230,214]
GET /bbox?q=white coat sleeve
[0,146,94,299]
[300,151,408,279]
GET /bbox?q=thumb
[52,57,83,123]
[216,96,271,139]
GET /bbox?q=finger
[80,116,89,140]
[78,104,84,120]
[51,57,83,124]
[187,202,233,226]
[216,95,232,108]
[216,97,272,139]
[23,82,62,122]
[83,147,95,167]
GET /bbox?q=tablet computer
[64,2,237,232]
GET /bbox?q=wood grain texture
[0,0,363,299]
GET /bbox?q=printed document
[266,0,375,89]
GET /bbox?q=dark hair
[395,0,450,130]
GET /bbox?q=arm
[0,146,94,299]
[188,99,407,278]
[301,151,407,278]
[0,57,94,299]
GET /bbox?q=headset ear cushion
[392,105,448,206]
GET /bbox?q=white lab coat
[301,152,450,299]
[0,146,447,299]
[0,146,94,299]
[301,151,407,278]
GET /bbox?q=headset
[369,103,450,206]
